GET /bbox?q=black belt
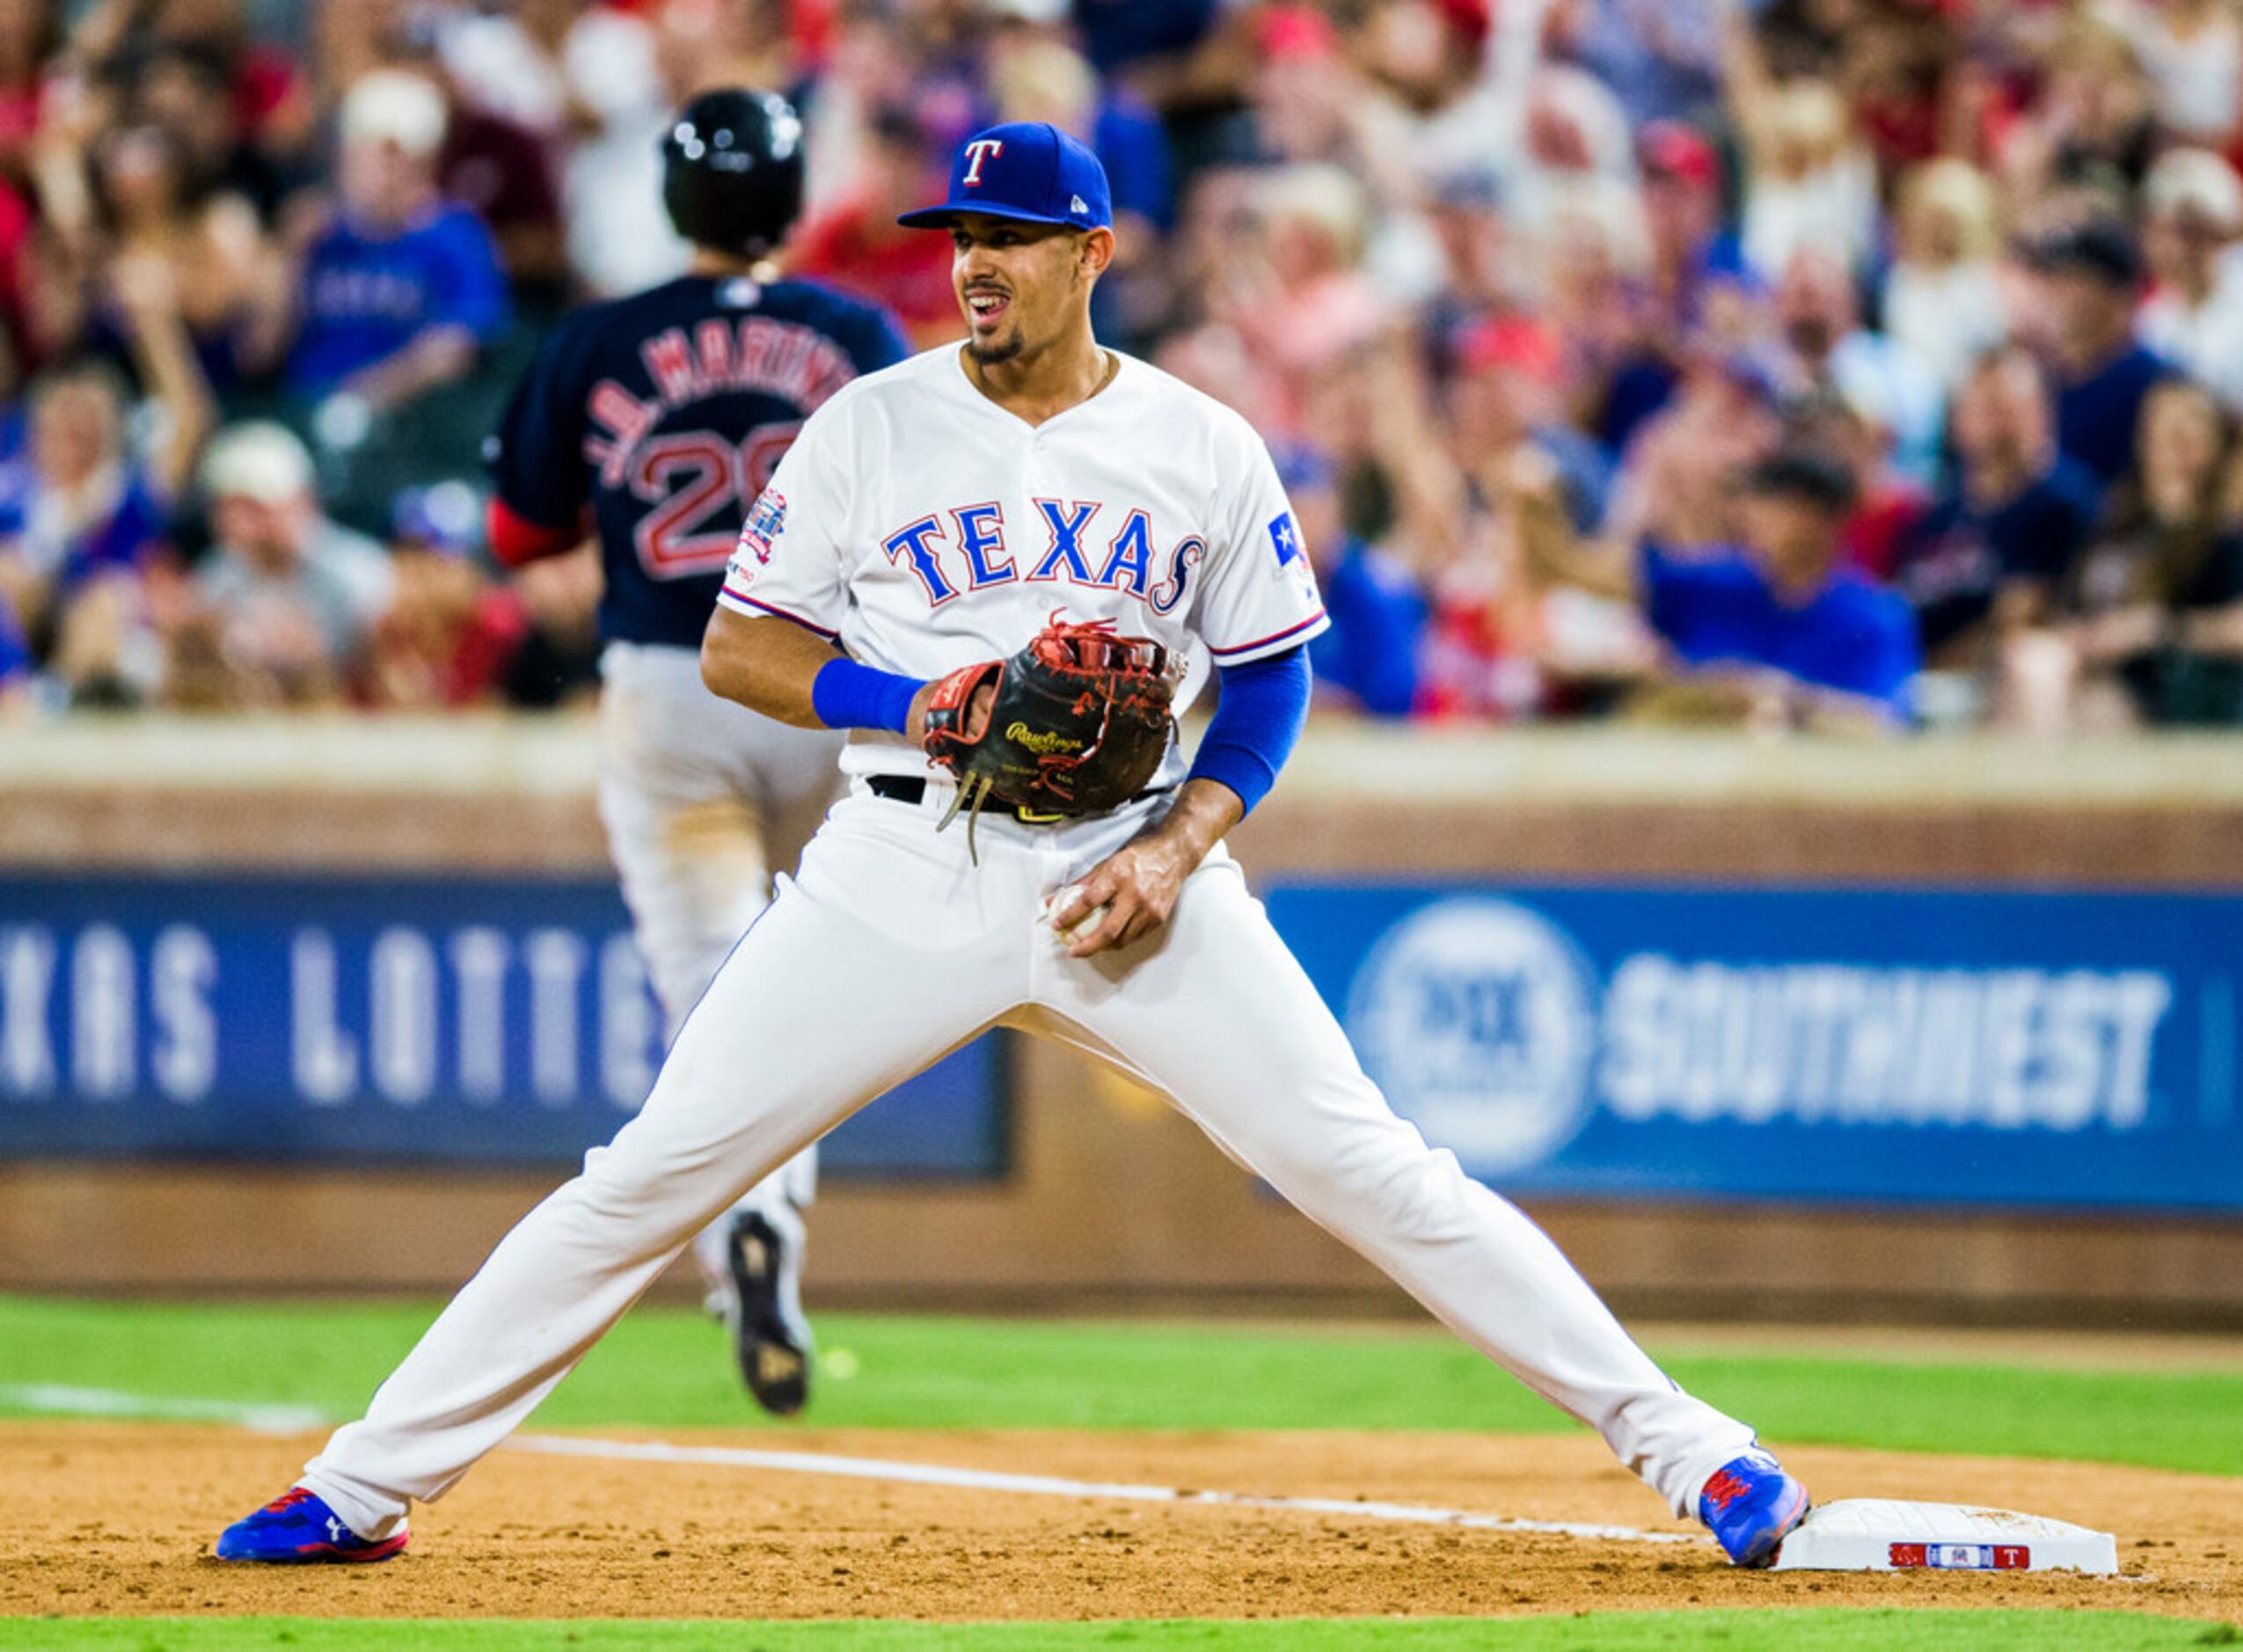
[866,775,1162,825]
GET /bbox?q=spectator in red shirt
[787,106,957,348]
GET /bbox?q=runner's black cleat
[724,1206,812,1415]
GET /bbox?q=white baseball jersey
[715,346,1330,781]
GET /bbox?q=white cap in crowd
[340,69,449,159]
[2144,148,2243,232]
[201,422,316,505]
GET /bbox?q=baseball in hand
[1051,884,1107,944]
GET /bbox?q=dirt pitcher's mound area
[6,1422,2238,1624]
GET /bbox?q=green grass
[0,1295,2239,1476]
[0,1615,2233,1651]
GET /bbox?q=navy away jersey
[488,274,910,647]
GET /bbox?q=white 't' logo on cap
[961,139,1005,186]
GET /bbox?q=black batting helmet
[661,87,805,259]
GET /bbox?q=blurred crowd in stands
[5,0,2243,733]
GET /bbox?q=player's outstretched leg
[215,803,1012,1560]
[1048,855,1806,1565]
[597,654,840,1415]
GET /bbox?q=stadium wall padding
[4,720,2241,1319]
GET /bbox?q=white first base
[1769,1499,2118,1575]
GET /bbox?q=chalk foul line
[508,1431,1705,1546]
[0,1383,329,1433]
[0,1383,1701,1549]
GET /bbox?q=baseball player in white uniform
[217,122,1809,1570]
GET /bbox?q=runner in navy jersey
[484,88,909,1416]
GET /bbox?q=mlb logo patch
[1268,512,1303,567]
[740,487,788,563]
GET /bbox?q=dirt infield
[5,1422,2237,1623]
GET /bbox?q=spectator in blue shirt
[248,70,508,415]
[1277,444,1426,717]
[1637,448,1920,729]
[0,234,220,703]
[2026,219,2169,492]
[1893,345,2101,665]
[0,365,170,619]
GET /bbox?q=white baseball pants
[595,641,836,1263]
[301,781,1756,1537]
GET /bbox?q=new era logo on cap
[896,121,1114,232]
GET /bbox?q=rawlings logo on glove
[1005,723,1085,755]
[922,614,1178,859]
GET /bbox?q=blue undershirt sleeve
[1185,645,1311,816]
[811,656,921,735]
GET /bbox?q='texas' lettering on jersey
[584,318,858,486]
[877,499,1203,616]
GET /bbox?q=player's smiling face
[949,214,1108,365]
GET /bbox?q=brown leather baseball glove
[921,614,1178,857]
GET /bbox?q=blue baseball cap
[897,121,1112,232]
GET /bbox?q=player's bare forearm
[699,608,841,727]
[1053,778,1242,958]
[1149,776,1244,861]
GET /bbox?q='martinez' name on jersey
[489,274,908,649]
[582,316,861,488]
[719,347,1328,757]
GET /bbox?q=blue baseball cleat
[1698,1449,1809,1568]
[215,1487,409,1563]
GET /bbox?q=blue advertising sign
[1267,884,2242,1212]
[0,875,1006,1177]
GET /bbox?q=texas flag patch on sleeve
[1268,510,1320,603]
[1268,511,1303,567]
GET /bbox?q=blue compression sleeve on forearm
[1186,646,1312,816]
[811,656,922,735]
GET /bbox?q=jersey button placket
[1021,436,1046,588]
